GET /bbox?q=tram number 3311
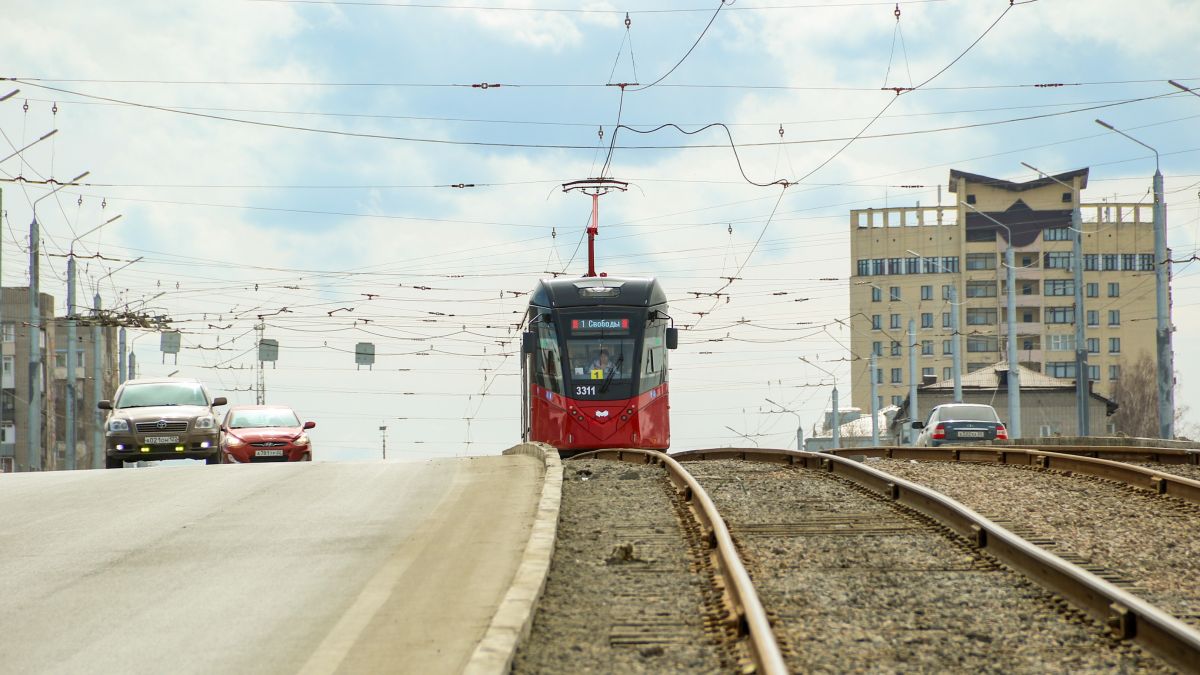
[575,385,597,396]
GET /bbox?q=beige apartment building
[849,168,1158,432]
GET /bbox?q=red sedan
[219,405,315,463]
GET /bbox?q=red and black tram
[521,276,678,453]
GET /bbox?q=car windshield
[228,409,301,428]
[937,405,1000,422]
[116,383,208,409]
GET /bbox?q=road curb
[463,443,562,675]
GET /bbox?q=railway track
[538,448,1200,674]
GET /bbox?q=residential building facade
[52,318,119,471]
[849,168,1158,431]
[2,288,57,472]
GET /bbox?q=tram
[520,275,678,453]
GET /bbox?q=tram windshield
[562,313,638,399]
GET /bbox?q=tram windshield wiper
[599,354,624,393]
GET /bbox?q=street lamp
[959,202,1022,440]
[799,356,840,448]
[723,425,760,448]
[1021,162,1090,437]
[764,397,804,450]
[28,170,89,471]
[1093,118,1173,439]
[63,214,121,471]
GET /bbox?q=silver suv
[98,378,228,468]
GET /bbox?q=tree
[1108,352,1167,439]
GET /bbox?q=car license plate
[144,436,180,444]
[255,449,285,457]
[957,431,985,438]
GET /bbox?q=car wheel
[205,451,223,465]
[105,457,124,469]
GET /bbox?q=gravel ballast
[511,460,728,674]
[874,457,1200,629]
[1130,461,1200,483]
[685,459,1168,673]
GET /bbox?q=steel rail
[827,446,1200,505]
[673,448,1200,674]
[571,449,788,675]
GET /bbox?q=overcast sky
[3,0,1199,460]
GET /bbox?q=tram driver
[589,349,618,378]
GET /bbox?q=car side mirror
[911,421,924,430]
[212,397,228,407]
[303,421,316,430]
[521,331,536,354]
[97,400,112,410]
[666,327,679,350]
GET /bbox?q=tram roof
[529,276,667,308]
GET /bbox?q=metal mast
[561,178,629,277]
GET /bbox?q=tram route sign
[569,317,630,334]
[356,342,375,370]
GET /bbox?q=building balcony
[999,321,1044,335]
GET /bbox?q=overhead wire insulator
[778,123,784,139]
[625,12,631,29]
[894,3,901,20]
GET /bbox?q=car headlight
[293,434,310,446]
[194,415,216,430]
[108,419,129,432]
[225,435,246,447]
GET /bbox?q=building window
[1102,254,1118,271]
[941,312,950,328]
[922,366,935,379]
[1045,306,1075,324]
[943,367,953,380]
[1109,364,1121,380]
[1,323,13,343]
[876,368,884,384]
[1045,252,1073,270]
[1020,254,1038,268]
[1084,254,1099,271]
[872,258,885,275]
[871,314,881,330]
[921,313,933,329]
[1089,364,1100,381]
[966,281,996,298]
[1139,254,1154,271]
[904,258,920,274]
[1086,337,1099,354]
[1087,310,1099,327]
[966,194,976,204]
[966,253,996,270]
[890,314,901,330]
[870,286,881,302]
[1047,361,1077,378]
[1121,254,1136,271]
[1048,334,1076,352]
[1044,280,1074,296]
[967,336,998,353]
[890,340,901,357]
[887,258,903,275]
[921,285,932,301]
[858,259,871,276]
[942,340,952,355]
[1108,282,1119,298]
[877,396,884,409]
[890,368,902,384]
[966,308,997,325]
[1020,281,1036,295]
[921,340,933,356]
[872,341,882,357]
[1086,282,1098,298]
[0,423,14,444]
[1109,337,1121,353]
[891,395,904,407]
[1108,310,1120,326]
[889,286,901,301]
[941,256,960,273]
[1044,227,1071,241]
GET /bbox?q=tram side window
[534,322,564,392]
[641,322,668,393]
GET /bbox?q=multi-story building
[849,168,1158,434]
[52,318,119,471]
[1,287,57,472]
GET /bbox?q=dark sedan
[912,403,1008,446]
[219,405,315,463]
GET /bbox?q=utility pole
[379,425,387,460]
[908,318,918,444]
[1095,118,1174,438]
[949,286,962,402]
[118,327,126,384]
[830,386,840,449]
[869,352,879,446]
[764,397,802,450]
[92,293,103,469]
[28,170,88,471]
[255,323,266,405]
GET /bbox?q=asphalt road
[0,455,543,674]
